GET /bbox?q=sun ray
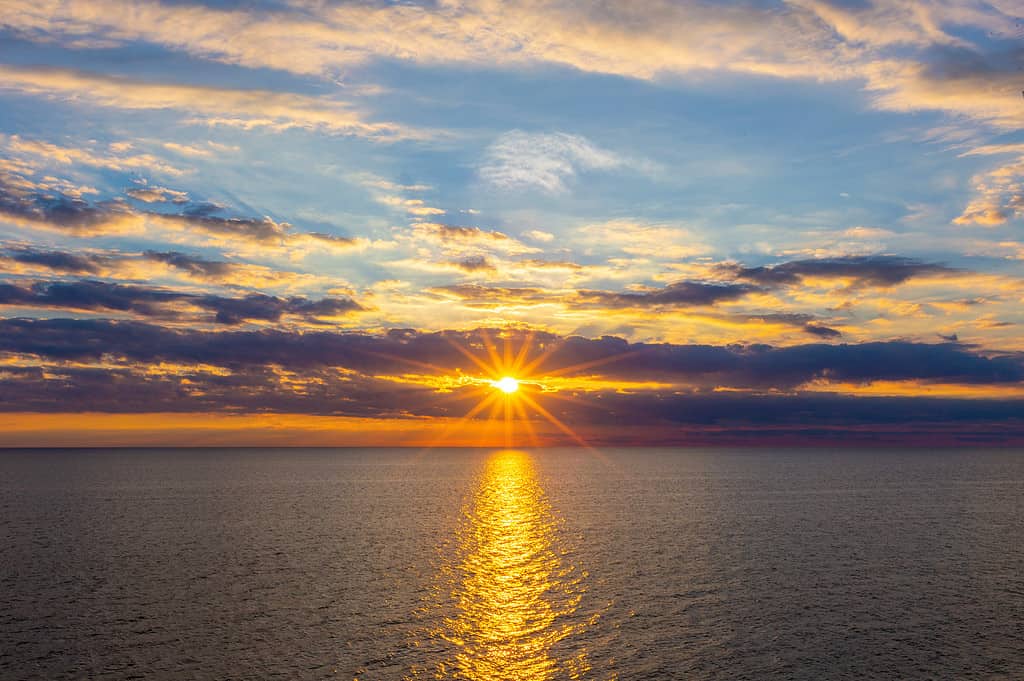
[502,328,513,373]
[521,392,620,467]
[511,329,536,374]
[518,392,592,449]
[482,395,509,445]
[540,348,645,380]
[513,399,541,448]
[477,328,505,375]
[445,334,500,378]
[538,388,605,413]
[419,389,502,451]
[519,334,571,377]
[356,348,451,376]
[412,325,632,453]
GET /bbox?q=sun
[493,376,519,394]
[375,327,630,448]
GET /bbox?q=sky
[0,0,1023,446]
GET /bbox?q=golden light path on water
[420,450,609,680]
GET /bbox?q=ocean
[2,447,1022,680]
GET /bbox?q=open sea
[1,447,1022,680]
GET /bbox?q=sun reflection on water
[418,450,606,680]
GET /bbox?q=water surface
[1,447,1022,679]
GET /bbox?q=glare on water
[432,450,597,680]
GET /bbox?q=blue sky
[0,0,1022,444]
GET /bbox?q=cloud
[3,134,187,176]
[803,323,842,338]
[134,250,335,289]
[0,245,332,290]
[1,246,110,274]
[375,195,445,216]
[142,250,232,279]
[863,45,1024,131]
[5,0,1024,135]
[0,279,185,317]
[451,255,495,272]
[954,154,1024,226]
[720,311,844,339]
[353,174,432,193]
[428,284,553,307]
[960,143,1024,157]
[0,64,418,139]
[0,321,1017,386]
[789,0,973,49]
[0,0,826,79]
[0,173,360,250]
[196,292,363,325]
[575,281,759,308]
[1,361,1021,444]
[480,131,647,194]
[0,174,135,234]
[576,220,708,259]
[126,185,190,204]
[719,255,956,288]
[0,279,363,324]
[0,321,1020,443]
[409,222,540,255]
[524,229,555,243]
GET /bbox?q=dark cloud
[0,321,1020,440]
[0,178,127,233]
[304,231,357,247]
[452,255,495,271]
[143,250,233,278]
[719,255,955,288]
[722,312,843,339]
[182,202,225,217]
[0,320,1019,386]
[198,293,362,324]
[0,280,362,324]
[3,246,109,274]
[575,281,759,307]
[0,340,1020,446]
[556,390,1024,429]
[0,174,355,246]
[803,324,842,338]
[152,212,291,242]
[0,280,183,317]
[0,363,442,419]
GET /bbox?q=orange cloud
[0,64,421,139]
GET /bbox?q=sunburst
[416,327,632,448]
[492,376,520,394]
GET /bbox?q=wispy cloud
[5,0,1024,133]
[0,65,421,139]
[2,134,187,176]
[480,131,652,194]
